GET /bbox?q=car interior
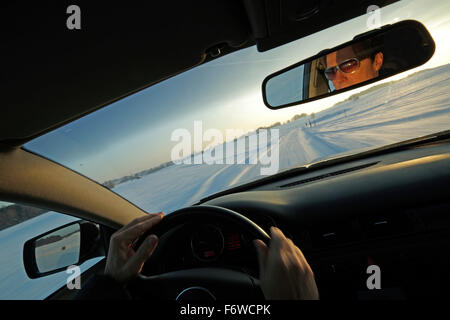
[1,1,450,300]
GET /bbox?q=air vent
[360,211,416,239]
[279,162,379,188]
[310,220,362,249]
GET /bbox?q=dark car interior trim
[199,139,450,299]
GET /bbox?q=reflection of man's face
[325,46,383,90]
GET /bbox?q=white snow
[113,64,450,215]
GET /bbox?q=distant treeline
[102,113,312,189]
[102,161,175,189]
[256,113,309,132]
[35,229,79,247]
[0,204,48,232]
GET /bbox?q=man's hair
[351,37,383,61]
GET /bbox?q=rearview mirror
[262,20,435,109]
[23,220,103,279]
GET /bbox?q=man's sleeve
[75,274,132,300]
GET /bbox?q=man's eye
[340,59,358,73]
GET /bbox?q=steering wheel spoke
[129,267,264,300]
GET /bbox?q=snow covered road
[114,64,450,214]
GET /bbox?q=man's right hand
[254,227,319,300]
[104,212,164,284]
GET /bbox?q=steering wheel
[128,205,271,300]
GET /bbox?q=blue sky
[23,0,450,184]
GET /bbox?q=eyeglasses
[324,58,361,81]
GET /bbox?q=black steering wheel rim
[134,205,271,249]
[129,205,271,300]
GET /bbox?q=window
[0,202,104,299]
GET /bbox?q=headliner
[1,1,398,147]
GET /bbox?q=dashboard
[144,139,450,299]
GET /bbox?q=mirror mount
[352,23,392,41]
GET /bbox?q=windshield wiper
[195,129,450,204]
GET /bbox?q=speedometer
[190,224,224,262]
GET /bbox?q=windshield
[20,0,450,215]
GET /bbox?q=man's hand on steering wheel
[104,212,164,284]
[103,210,319,300]
[254,227,319,300]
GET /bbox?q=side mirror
[23,220,103,279]
[262,20,435,109]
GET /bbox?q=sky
[21,0,450,186]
